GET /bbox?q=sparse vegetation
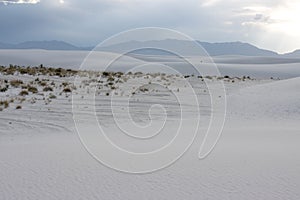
[0,100,9,108]
[0,86,8,92]
[49,94,57,99]
[139,87,149,92]
[62,88,72,93]
[43,86,53,92]
[61,82,69,87]
[0,65,262,116]
[16,105,22,110]
[10,80,23,87]
[19,90,29,96]
[28,86,38,94]
[102,71,110,76]
[0,65,78,77]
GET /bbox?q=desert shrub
[39,81,47,86]
[49,94,57,99]
[102,71,110,76]
[107,77,115,82]
[28,86,38,94]
[19,68,29,74]
[19,90,29,96]
[115,72,124,78]
[43,86,53,92]
[16,97,26,103]
[134,72,143,76]
[62,88,72,93]
[21,84,29,89]
[0,100,9,108]
[139,87,149,92]
[61,82,69,87]
[10,80,23,87]
[0,86,8,92]
[16,105,22,110]
[4,101,9,108]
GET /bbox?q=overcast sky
[0,0,299,53]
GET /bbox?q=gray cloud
[1,0,40,4]
[0,0,299,53]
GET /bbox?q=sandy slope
[228,77,300,123]
[0,73,299,199]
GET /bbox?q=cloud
[0,0,299,53]
[1,0,40,4]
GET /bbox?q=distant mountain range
[0,40,299,57]
[0,41,87,51]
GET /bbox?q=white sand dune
[0,50,145,71]
[1,50,300,78]
[228,77,300,122]
[0,70,299,199]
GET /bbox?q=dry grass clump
[107,76,115,82]
[102,71,110,77]
[49,94,57,99]
[10,80,23,87]
[62,88,72,93]
[16,105,22,110]
[43,86,53,92]
[139,87,149,92]
[101,71,124,78]
[0,100,9,108]
[39,81,48,86]
[0,65,78,77]
[28,86,38,94]
[19,90,29,96]
[61,82,69,87]
[0,86,8,92]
